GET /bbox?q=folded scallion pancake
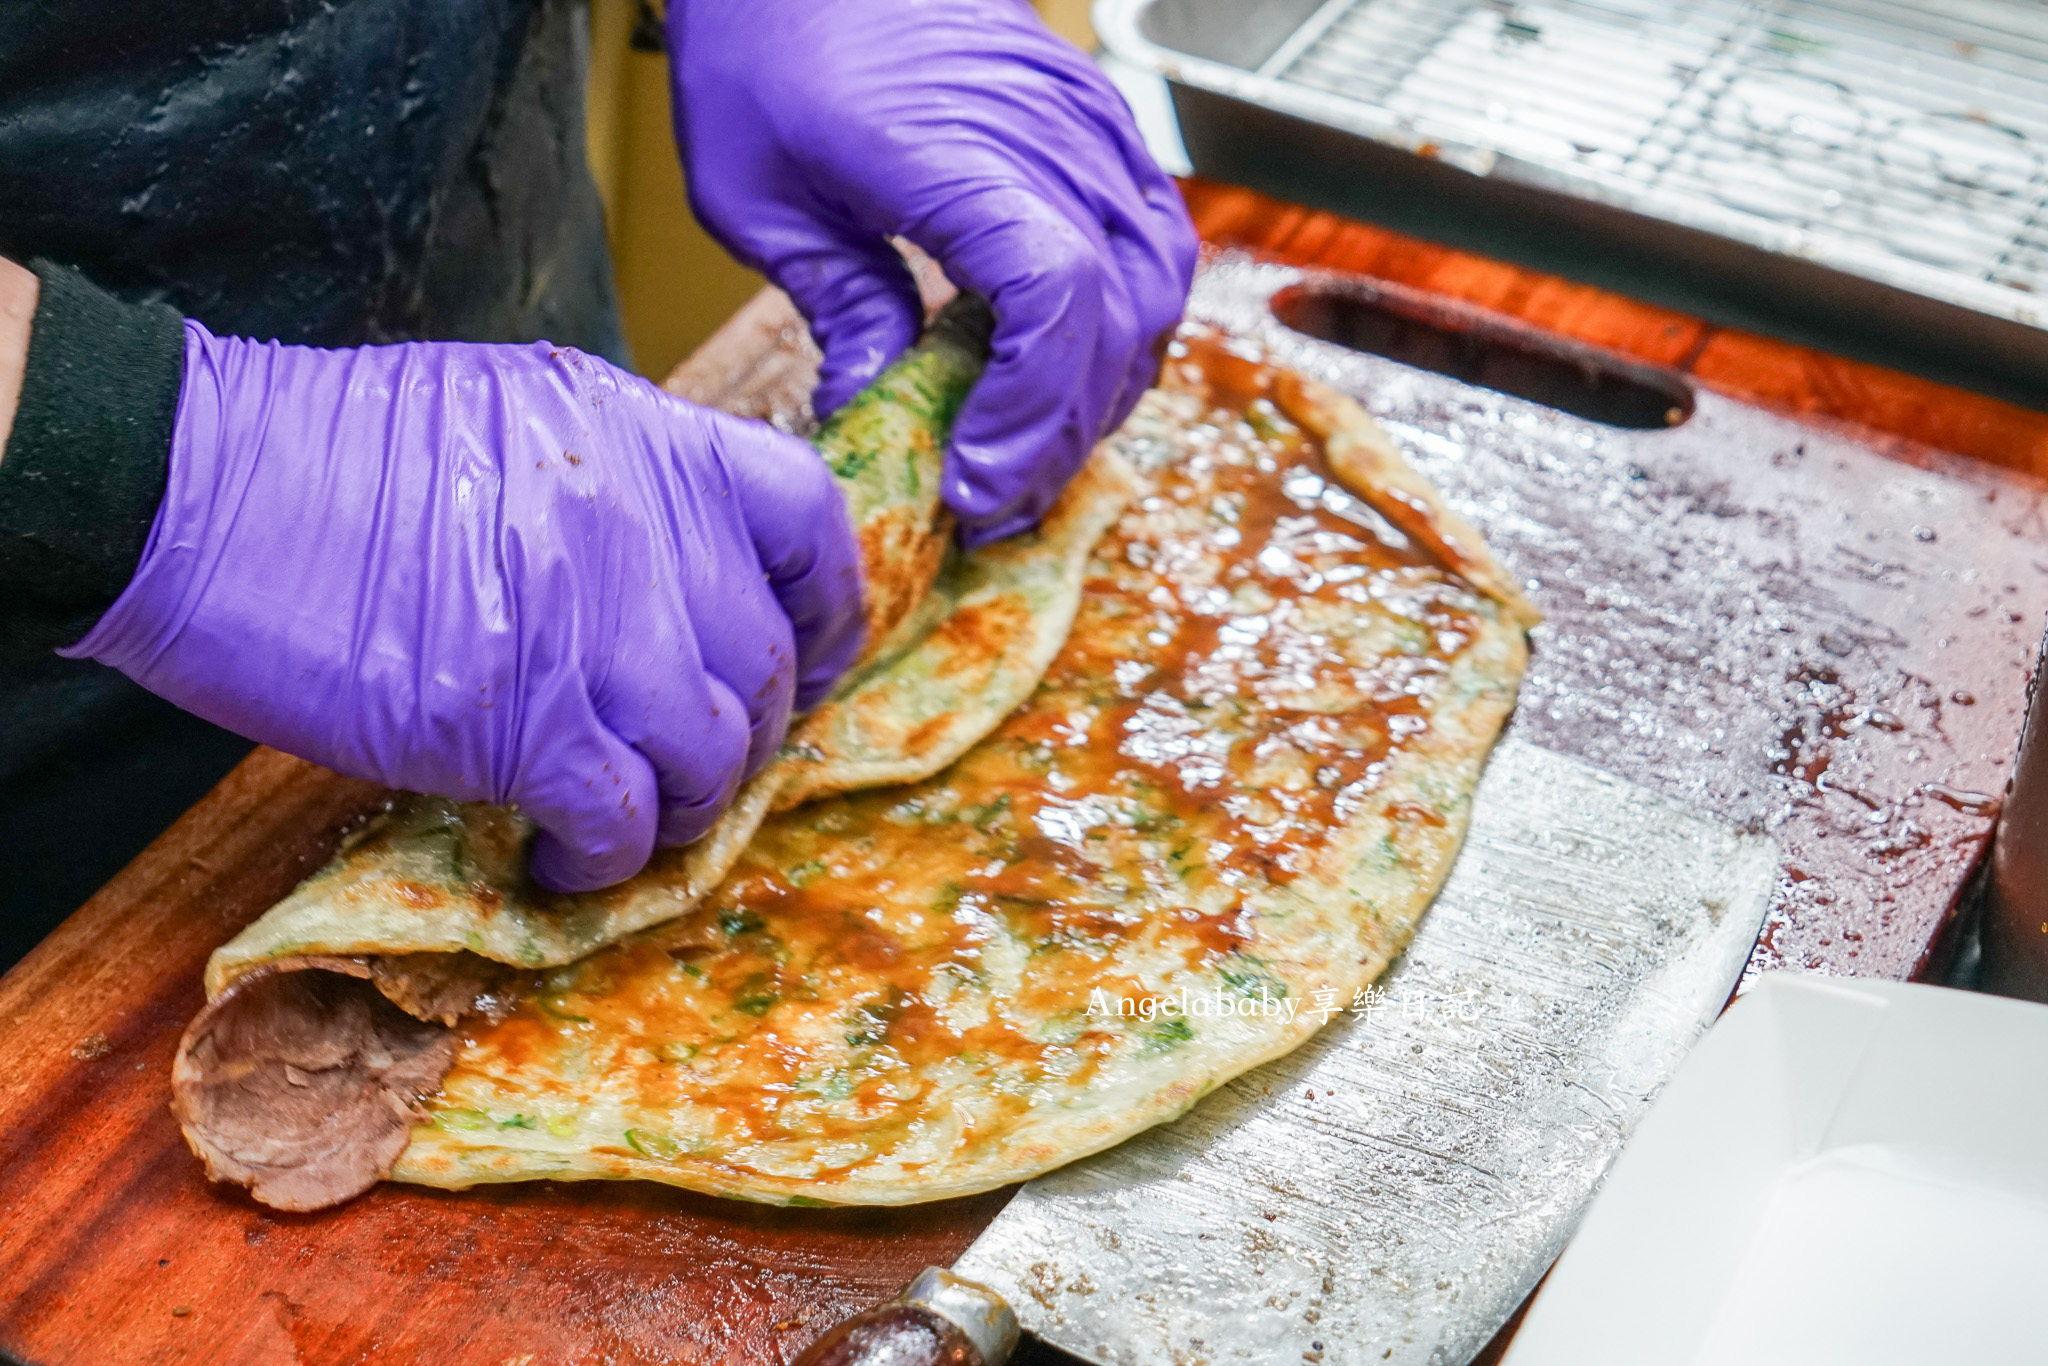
[199,297,998,992]
[172,297,1142,1210]
[174,322,1537,1212]
[198,454,1137,993]
[392,331,1537,1205]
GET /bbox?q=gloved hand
[670,0,1197,545]
[64,324,862,892]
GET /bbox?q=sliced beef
[171,957,457,1212]
[370,950,526,1027]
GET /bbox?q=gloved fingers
[591,594,768,845]
[1123,145,1201,315]
[694,629,798,782]
[1101,201,1196,437]
[920,184,1108,544]
[1063,54,1200,279]
[522,724,663,894]
[771,230,923,418]
[1099,148,1199,427]
[641,673,758,847]
[596,669,756,849]
[674,548,801,778]
[1039,81,1199,438]
[1074,245,1144,499]
[697,407,865,711]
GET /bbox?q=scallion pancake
[393,332,1535,1204]
[172,297,1136,1211]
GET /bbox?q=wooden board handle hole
[1271,280,1696,430]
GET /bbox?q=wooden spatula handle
[791,1303,980,1366]
[792,1267,1018,1366]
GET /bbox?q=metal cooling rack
[1099,0,2048,333]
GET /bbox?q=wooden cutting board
[5,180,2048,1366]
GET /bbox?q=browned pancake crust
[397,331,1529,1201]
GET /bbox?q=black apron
[0,0,627,964]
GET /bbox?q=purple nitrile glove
[670,0,1198,545]
[63,324,863,893]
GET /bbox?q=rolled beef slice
[171,958,458,1212]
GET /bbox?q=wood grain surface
[0,748,1011,1366]
[4,180,2045,1366]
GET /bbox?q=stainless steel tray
[1098,0,2048,399]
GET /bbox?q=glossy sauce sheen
[419,333,1499,1193]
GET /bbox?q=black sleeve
[0,261,186,662]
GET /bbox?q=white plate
[1504,973,2048,1366]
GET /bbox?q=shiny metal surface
[900,1267,1022,1366]
[956,737,1776,1365]
[1980,623,2048,1002]
[1099,0,2048,337]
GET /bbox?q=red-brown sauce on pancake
[450,333,1486,1170]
